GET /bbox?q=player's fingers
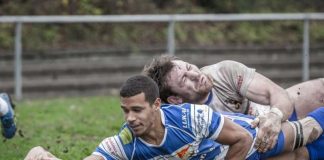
[263,130,279,152]
[257,126,270,151]
[258,135,271,152]
[255,117,272,150]
[270,135,278,151]
[254,130,264,149]
[262,135,273,152]
[270,130,279,147]
[257,139,267,152]
[251,117,260,128]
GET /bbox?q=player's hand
[251,111,282,153]
[24,146,61,160]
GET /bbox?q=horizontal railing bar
[1,13,324,23]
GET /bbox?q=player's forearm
[269,89,294,121]
[246,73,293,121]
[83,155,105,160]
[224,133,252,160]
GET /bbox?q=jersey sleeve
[186,104,224,140]
[92,125,133,160]
[201,60,255,97]
[92,136,128,160]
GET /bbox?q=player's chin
[132,128,145,136]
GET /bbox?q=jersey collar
[204,91,213,105]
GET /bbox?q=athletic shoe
[0,93,16,139]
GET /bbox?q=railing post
[14,22,22,100]
[302,18,310,81]
[167,20,175,56]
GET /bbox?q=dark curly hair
[120,75,159,105]
[142,55,179,103]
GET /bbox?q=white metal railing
[1,13,324,100]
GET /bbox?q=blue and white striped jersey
[92,103,284,160]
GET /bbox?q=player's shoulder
[101,124,135,149]
[161,103,209,113]
[202,60,240,68]
[118,124,135,145]
[215,60,246,70]
[161,103,213,133]
[161,103,212,120]
[95,124,135,159]
[161,103,190,119]
[201,60,242,73]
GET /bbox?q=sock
[289,117,323,150]
[0,98,9,116]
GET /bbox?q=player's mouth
[129,124,141,130]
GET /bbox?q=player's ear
[153,98,161,110]
[167,96,183,104]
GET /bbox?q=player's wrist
[269,107,284,122]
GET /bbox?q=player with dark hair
[143,55,324,152]
[25,75,324,160]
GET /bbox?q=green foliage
[311,22,324,41]
[0,96,124,160]
[0,24,14,49]
[0,1,323,50]
[23,24,61,50]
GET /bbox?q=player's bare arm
[246,72,293,120]
[83,155,105,160]
[247,72,294,152]
[216,117,253,160]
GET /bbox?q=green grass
[0,96,124,160]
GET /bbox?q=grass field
[0,96,124,160]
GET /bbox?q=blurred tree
[0,0,323,50]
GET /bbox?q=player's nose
[126,112,136,122]
[186,71,200,81]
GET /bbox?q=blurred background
[1,0,324,100]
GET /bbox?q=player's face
[121,92,159,137]
[166,60,213,103]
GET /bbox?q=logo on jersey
[224,98,242,110]
[174,144,196,159]
[190,104,212,138]
[196,108,208,136]
[182,108,190,128]
[119,127,133,145]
